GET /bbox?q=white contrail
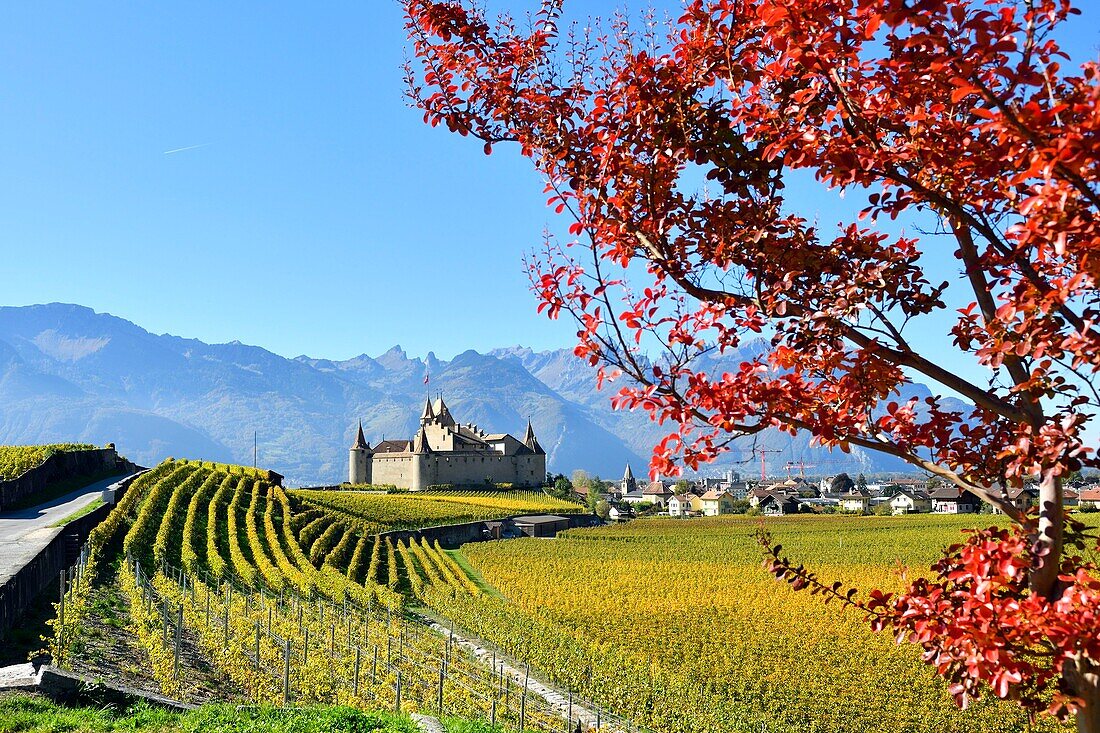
[162,143,211,155]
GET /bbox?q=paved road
[0,474,135,586]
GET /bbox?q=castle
[348,395,547,490]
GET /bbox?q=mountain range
[0,303,938,485]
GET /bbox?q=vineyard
[290,489,584,536]
[51,455,1058,733]
[418,515,1085,733]
[0,443,98,480]
[55,459,604,733]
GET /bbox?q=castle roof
[374,439,412,454]
[351,421,369,450]
[412,428,432,454]
[522,419,545,455]
[434,395,456,428]
[420,396,435,422]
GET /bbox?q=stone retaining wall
[0,447,137,512]
[379,512,597,549]
[0,472,142,636]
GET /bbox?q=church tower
[348,421,371,485]
[621,463,638,494]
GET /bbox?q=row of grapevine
[290,489,584,536]
[87,462,177,575]
[122,463,200,571]
[202,474,238,578]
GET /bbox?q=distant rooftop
[513,514,570,525]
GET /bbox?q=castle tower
[420,395,435,425]
[622,463,637,494]
[348,421,371,485]
[410,427,433,489]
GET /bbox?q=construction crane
[758,449,783,482]
[785,460,816,479]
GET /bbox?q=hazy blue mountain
[0,304,642,484]
[0,304,951,485]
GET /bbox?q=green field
[0,695,417,733]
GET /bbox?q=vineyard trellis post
[254,621,261,669]
[57,568,66,655]
[520,680,527,732]
[353,646,361,695]
[282,638,291,706]
[372,644,378,685]
[173,603,183,678]
[395,669,402,714]
[437,662,445,715]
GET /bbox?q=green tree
[830,473,855,494]
[587,475,606,513]
[594,499,611,520]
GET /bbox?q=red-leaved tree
[403,0,1100,728]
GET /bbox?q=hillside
[0,304,945,484]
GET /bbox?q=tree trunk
[1030,470,1064,598]
[1068,656,1100,733]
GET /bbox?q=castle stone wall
[371,454,421,488]
[366,452,544,490]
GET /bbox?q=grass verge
[49,499,105,527]
[0,694,419,733]
[442,550,502,599]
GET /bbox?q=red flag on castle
[423,368,429,385]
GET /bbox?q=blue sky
[0,1,1097,371]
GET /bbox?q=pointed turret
[420,396,435,424]
[352,420,369,450]
[623,464,634,481]
[412,428,432,454]
[435,394,456,428]
[523,419,545,455]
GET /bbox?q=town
[561,464,1100,521]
